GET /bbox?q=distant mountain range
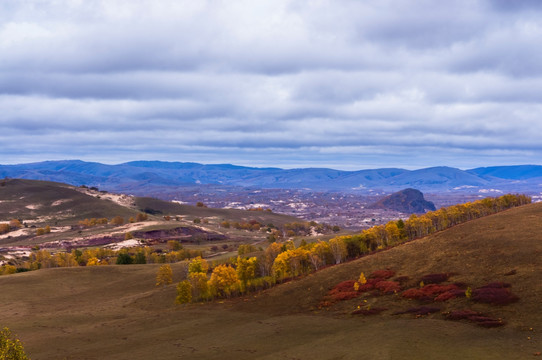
[1,160,541,195]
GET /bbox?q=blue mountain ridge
[0,160,541,194]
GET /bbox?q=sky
[1,0,542,170]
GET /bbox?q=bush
[445,310,505,328]
[420,273,450,284]
[401,284,460,300]
[472,287,519,305]
[116,252,133,265]
[374,280,401,294]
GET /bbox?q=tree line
[172,194,531,303]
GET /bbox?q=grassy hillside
[0,179,305,252]
[0,178,139,224]
[0,203,541,359]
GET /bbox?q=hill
[0,178,304,253]
[0,202,540,359]
[2,160,542,195]
[368,188,436,213]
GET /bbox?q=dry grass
[1,203,542,359]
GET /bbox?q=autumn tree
[9,219,22,229]
[209,264,240,297]
[136,212,148,222]
[188,257,209,274]
[0,224,10,235]
[0,327,29,360]
[175,280,192,304]
[236,256,257,289]
[167,240,182,251]
[328,237,347,264]
[86,257,100,266]
[258,242,283,276]
[156,264,173,287]
[110,216,124,226]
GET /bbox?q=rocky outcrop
[369,188,436,213]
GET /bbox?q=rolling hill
[0,201,540,359]
[0,178,304,251]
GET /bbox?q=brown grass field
[1,202,541,359]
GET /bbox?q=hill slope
[0,203,540,359]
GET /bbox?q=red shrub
[472,287,519,305]
[402,284,459,300]
[445,310,505,328]
[330,291,360,302]
[370,270,395,279]
[476,319,505,328]
[421,273,450,284]
[325,280,362,304]
[434,289,466,302]
[375,280,401,294]
[357,283,375,292]
[329,280,357,294]
[351,307,387,316]
[401,288,425,299]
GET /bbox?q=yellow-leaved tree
[156,264,173,287]
[175,280,192,304]
[0,327,30,360]
[209,264,240,298]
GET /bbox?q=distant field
[1,203,541,359]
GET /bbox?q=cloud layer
[1,0,542,169]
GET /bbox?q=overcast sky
[1,0,542,170]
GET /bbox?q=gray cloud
[1,0,542,169]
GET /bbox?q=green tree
[134,251,146,264]
[116,252,133,265]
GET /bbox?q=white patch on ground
[105,239,143,250]
[6,250,32,258]
[76,188,135,208]
[51,226,71,233]
[25,204,41,210]
[172,200,187,204]
[287,202,308,209]
[114,221,164,232]
[0,228,32,239]
[52,199,71,206]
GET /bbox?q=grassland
[0,202,541,359]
